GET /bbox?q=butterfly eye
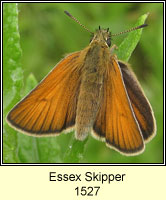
[106,37,111,47]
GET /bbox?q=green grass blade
[3,3,23,163]
[116,13,149,62]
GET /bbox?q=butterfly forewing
[7,52,82,136]
[93,57,144,155]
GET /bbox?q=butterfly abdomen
[75,45,107,140]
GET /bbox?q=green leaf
[23,73,38,96]
[116,13,149,62]
[63,135,88,163]
[3,3,23,163]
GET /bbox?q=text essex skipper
[7,11,156,156]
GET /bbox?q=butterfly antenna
[111,24,148,36]
[64,11,93,34]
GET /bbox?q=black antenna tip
[64,10,72,17]
[139,24,148,28]
[64,10,93,34]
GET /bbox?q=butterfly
[7,11,156,156]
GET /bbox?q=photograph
[3,2,163,164]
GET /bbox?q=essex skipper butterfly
[7,11,156,156]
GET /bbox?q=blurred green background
[4,3,163,163]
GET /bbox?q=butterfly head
[90,26,111,48]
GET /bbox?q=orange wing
[7,52,82,136]
[93,57,145,155]
[119,61,156,142]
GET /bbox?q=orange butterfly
[7,11,156,156]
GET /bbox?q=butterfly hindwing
[119,61,156,142]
